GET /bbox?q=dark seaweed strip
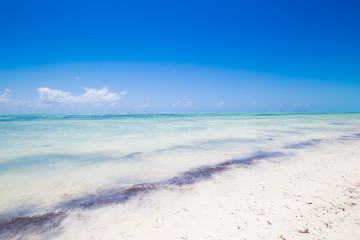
[285,139,323,149]
[0,210,67,238]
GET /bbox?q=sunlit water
[1,113,360,217]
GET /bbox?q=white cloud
[0,88,11,103]
[133,104,150,109]
[293,103,310,107]
[0,89,39,108]
[183,101,192,106]
[75,76,81,81]
[171,100,193,108]
[215,101,224,107]
[172,100,181,108]
[37,87,127,105]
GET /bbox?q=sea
[1,113,360,239]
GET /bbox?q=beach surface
[55,138,360,240]
[1,113,360,239]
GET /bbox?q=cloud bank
[37,87,127,105]
[0,89,11,103]
[215,102,224,107]
[171,100,192,108]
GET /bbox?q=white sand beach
[1,114,360,240]
[55,138,360,240]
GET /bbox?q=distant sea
[1,113,360,237]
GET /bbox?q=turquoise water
[1,113,360,216]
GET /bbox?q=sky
[0,0,359,113]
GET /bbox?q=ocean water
[1,113,360,238]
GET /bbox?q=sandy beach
[1,114,360,240]
[50,137,360,239]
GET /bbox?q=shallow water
[1,113,360,238]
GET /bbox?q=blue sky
[0,0,359,113]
